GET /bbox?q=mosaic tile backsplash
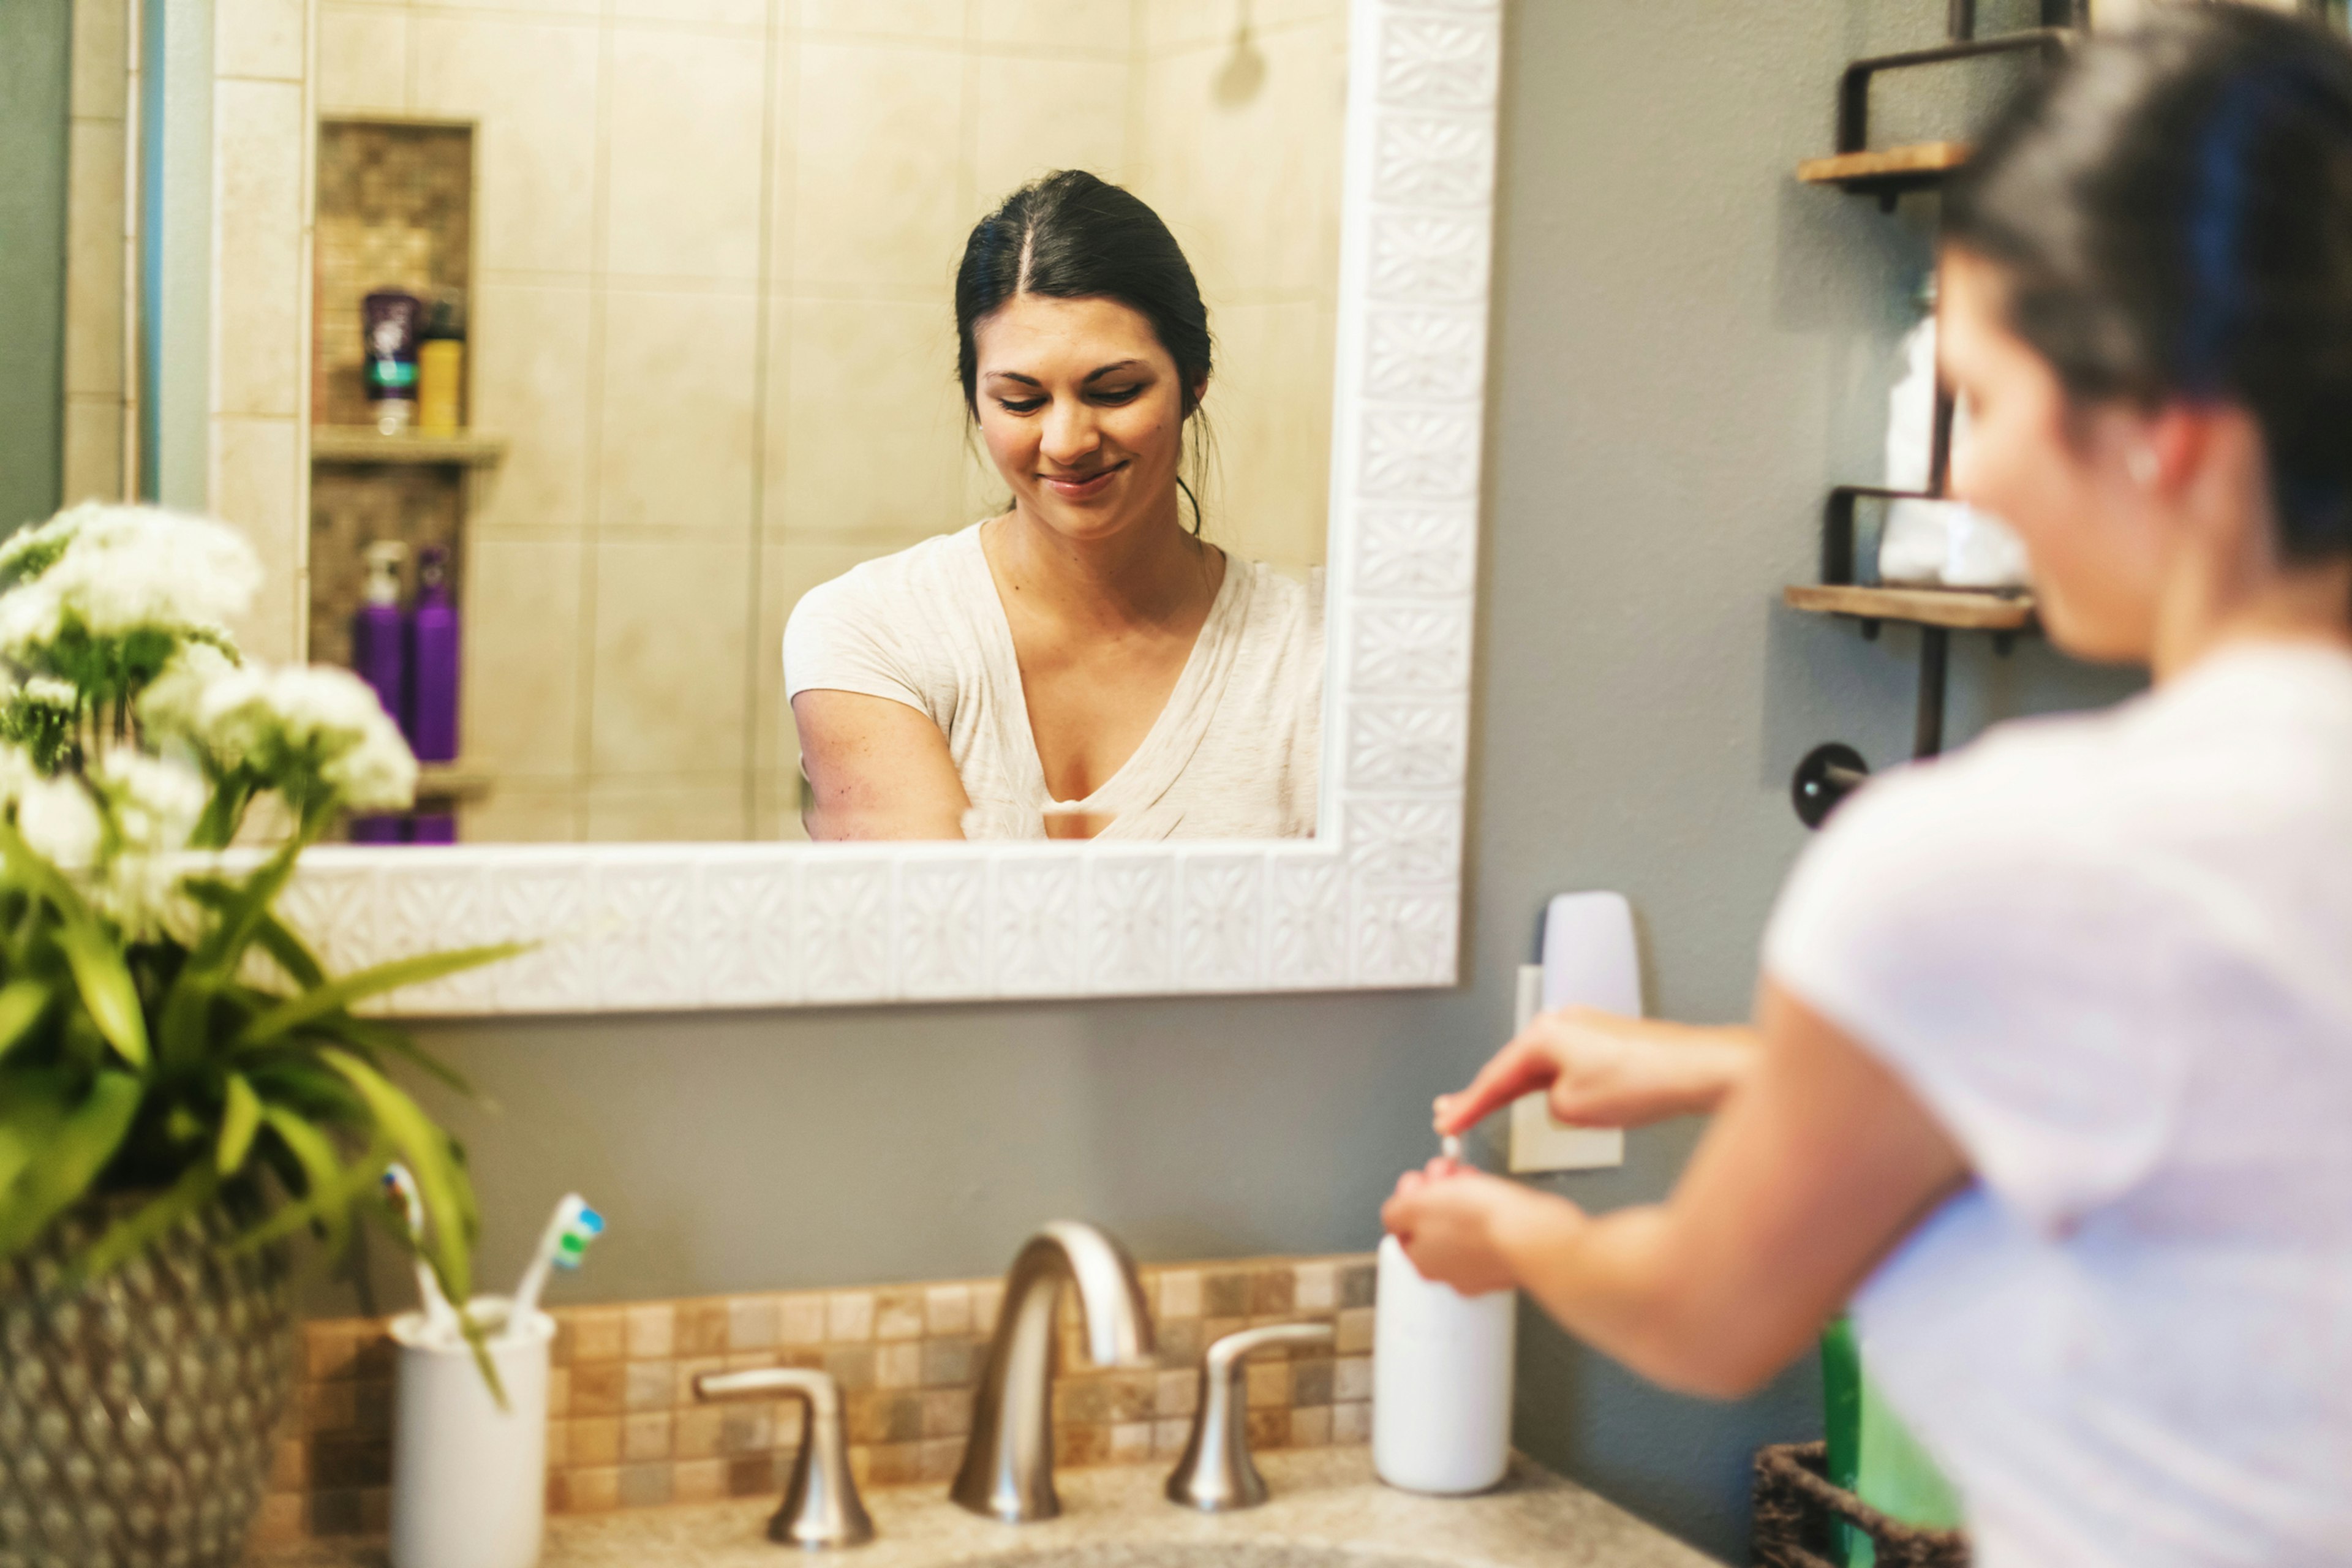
[252,1254,1378,1544]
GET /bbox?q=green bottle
[1820,1317,1966,1567]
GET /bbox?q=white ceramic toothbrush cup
[389,1298,551,1568]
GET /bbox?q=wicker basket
[1752,1442,1970,1568]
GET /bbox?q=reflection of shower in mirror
[131,0,1357,848]
[1216,2,1270,108]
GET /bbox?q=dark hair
[954,170,1216,532]
[1945,6,2352,564]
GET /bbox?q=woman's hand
[1382,1158,1584,1295]
[1434,1008,1760,1137]
[1393,986,1967,1400]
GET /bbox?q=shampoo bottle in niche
[406,546,460,844]
[363,290,423,434]
[415,295,466,437]
[351,541,410,845]
[1373,1232,1515,1494]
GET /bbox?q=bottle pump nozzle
[363,541,409,608]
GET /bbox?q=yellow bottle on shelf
[416,297,466,436]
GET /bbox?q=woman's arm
[791,690,973,840]
[1437,1007,1760,1133]
[1386,981,1966,1399]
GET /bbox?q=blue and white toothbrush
[381,1164,460,1339]
[508,1194,604,1333]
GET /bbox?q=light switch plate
[1507,892,1637,1174]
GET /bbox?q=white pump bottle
[1371,1233,1515,1494]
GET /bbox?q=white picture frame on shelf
[165,0,1502,1015]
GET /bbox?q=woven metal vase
[0,1197,295,1568]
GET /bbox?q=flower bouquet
[0,504,519,1565]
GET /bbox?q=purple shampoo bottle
[407,546,461,843]
[350,541,409,844]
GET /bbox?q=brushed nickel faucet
[949,1221,1156,1523]
[1164,1322,1335,1511]
[696,1366,874,1548]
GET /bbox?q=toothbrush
[382,1164,460,1338]
[508,1194,604,1330]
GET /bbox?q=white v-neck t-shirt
[782,522,1324,840]
[1763,643,2352,1567]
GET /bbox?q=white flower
[20,676,77,713]
[93,850,211,946]
[94,750,205,856]
[0,742,39,809]
[0,503,258,664]
[160,663,417,815]
[0,507,88,586]
[18,775,102,869]
[136,643,237,736]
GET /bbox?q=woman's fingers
[1436,1029,1570,1134]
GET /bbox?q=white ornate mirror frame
[224,0,1501,1015]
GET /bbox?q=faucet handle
[1164,1322,1336,1512]
[697,1367,875,1548]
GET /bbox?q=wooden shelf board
[415,763,494,803]
[1784,583,2036,632]
[1796,141,1970,192]
[312,426,507,466]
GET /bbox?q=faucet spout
[949,1221,1156,1523]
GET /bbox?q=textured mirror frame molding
[266,0,1498,1016]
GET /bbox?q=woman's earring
[2127,447,2158,487]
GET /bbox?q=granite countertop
[246,1448,1722,1568]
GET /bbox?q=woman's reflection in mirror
[785,171,1323,841]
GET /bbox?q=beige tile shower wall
[1132,0,1346,576]
[209,0,315,665]
[62,0,132,510]
[312,1,1142,844]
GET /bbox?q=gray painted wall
[0,0,72,531]
[328,2,2143,1559]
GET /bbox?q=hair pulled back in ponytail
[1945,5,2352,564]
[954,170,1217,534]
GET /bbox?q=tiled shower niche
[309,120,487,822]
[312,121,472,431]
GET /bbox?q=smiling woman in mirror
[784,172,1324,841]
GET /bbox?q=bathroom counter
[243,1447,1724,1567]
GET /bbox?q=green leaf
[74,1160,219,1283]
[157,843,304,1068]
[230,1112,380,1259]
[0,1071,141,1264]
[0,1070,73,1197]
[249,911,326,991]
[242,1060,369,1123]
[217,1073,262,1174]
[318,1049,475,1305]
[155,971,215,1071]
[0,979,54,1066]
[302,1012,475,1098]
[235,944,528,1050]
[53,920,148,1069]
[0,820,147,1069]
[189,775,257,854]
[191,839,303,976]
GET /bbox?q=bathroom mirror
[123,0,1499,1011]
